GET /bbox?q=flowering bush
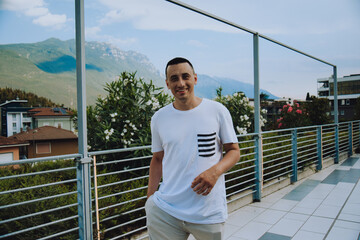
[277,102,310,129]
[215,87,267,135]
[85,72,172,151]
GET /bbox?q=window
[341,100,345,105]
[43,122,50,126]
[12,114,17,121]
[0,153,13,163]
[340,110,345,115]
[36,142,51,154]
[55,122,63,128]
[346,99,350,105]
[23,122,31,130]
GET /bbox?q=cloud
[85,26,138,47]
[33,13,67,27]
[1,0,68,29]
[187,40,207,48]
[98,0,238,33]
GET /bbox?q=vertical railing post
[317,126,323,171]
[253,33,262,201]
[254,134,263,201]
[291,129,298,183]
[349,122,353,156]
[333,66,339,164]
[75,0,93,239]
[335,124,339,164]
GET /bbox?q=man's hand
[191,167,220,196]
[191,142,240,196]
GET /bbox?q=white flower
[236,126,247,135]
[110,112,118,118]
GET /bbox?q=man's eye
[182,74,190,79]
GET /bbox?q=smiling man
[146,57,240,240]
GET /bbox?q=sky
[0,0,360,99]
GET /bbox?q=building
[28,107,74,132]
[318,74,360,121]
[0,136,29,164]
[0,99,74,137]
[10,126,78,159]
[0,99,33,137]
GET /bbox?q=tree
[0,87,58,107]
[305,96,331,125]
[277,102,310,129]
[215,87,267,134]
[76,72,172,152]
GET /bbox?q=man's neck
[173,96,202,111]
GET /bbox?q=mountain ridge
[0,38,278,107]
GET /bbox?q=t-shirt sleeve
[219,106,238,144]
[151,115,163,153]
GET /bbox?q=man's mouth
[176,88,187,94]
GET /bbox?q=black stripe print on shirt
[197,132,216,157]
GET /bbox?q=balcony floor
[190,155,360,240]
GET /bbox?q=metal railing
[1,121,359,240]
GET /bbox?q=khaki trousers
[145,195,224,240]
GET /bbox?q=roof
[0,99,28,107]
[0,136,29,148]
[10,126,78,141]
[28,107,72,117]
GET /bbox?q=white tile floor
[196,156,360,240]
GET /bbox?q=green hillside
[0,38,165,107]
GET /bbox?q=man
[146,57,240,240]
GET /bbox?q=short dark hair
[165,57,194,77]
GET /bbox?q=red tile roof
[28,107,72,117]
[10,126,78,141]
[0,136,29,147]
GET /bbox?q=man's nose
[178,78,186,87]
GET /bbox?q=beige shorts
[145,195,224,240]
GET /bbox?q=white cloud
[1,0,68,29]
[1,0,44,11]
[187,40,207,48]
[98,0,238,33]
[33,13,67,27]
[25,7,49,17]
[85,26,138,47]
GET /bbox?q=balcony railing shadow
[0,120,359,240]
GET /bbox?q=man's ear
[166,79,170,89]
[194,73,198,85]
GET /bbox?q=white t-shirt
[151,98,238,224]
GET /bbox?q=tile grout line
[323,177,360,239]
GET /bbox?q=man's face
[166,62,197,101]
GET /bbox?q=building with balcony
[0,99,33,137]
[318,74,360,121]
[0,99,74,137]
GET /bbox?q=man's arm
[191,142,240,195]
[147,151,164,198]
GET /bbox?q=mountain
[196,74,278,99]
[0,38,164,107]
[0,38,278,107]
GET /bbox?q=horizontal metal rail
[2,120,359,240]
